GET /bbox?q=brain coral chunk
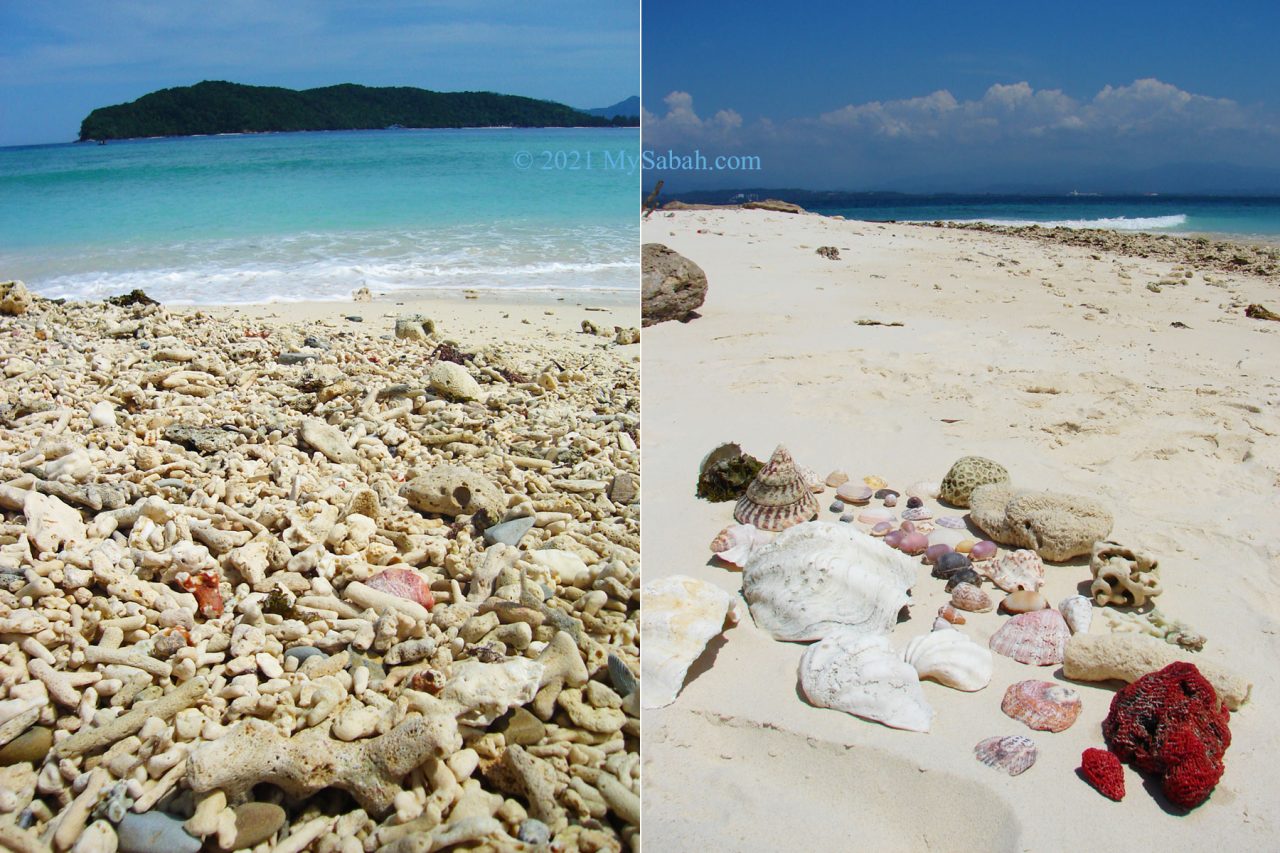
[939,456,1010,507]
[969,484,1112,561]
[1101,662,1231,810]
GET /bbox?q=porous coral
[1101,662,1231,809]
[1090,540,1162,607]
[1080,748,1125,801]
[938,456,1009,507]
[969,483,1112,561]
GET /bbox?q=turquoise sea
[0,128,638,303]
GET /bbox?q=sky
[0,1,639,147]
[642,0,1280,193]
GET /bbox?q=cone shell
[974,735,1037,776]
[989,609,1071,666]
[709,523,772,568]
[902,629,993,692]
[734,445,820,532]
[950,582,993,613]
[742,522,916,642]
[1000,680,1082,732]
[1058,594,1093,635]
[640,575,737,709]
[799,631,933,732]
[365,568,435,609]
[982,549,1045,592]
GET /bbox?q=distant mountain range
[78,81,638,141]
[583,96,639,120]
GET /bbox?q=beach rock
[230,802,285,849]
[402,465,504,521]
[394,314,435,341]
[939,456,1009,507]
[299,419,360,465]
[502,707,546,746]
[1062,633,1251,710]
[608,472,638,505]
[353,286,372,302]
[642,243,707,326]
[429,361,484,402]
[742,199,805,214]
[117,812,201,853]
[816,246,840,260]
[517,819,551,846]
[163,424,239,455]
[484,516,536,547]
[0,280,33,315]
[277,351,318,365]
[968,484,1113,561]
[0,726,52,765]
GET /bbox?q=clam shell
[1000,680,1082,732]
[902,629,993,692]
[640,575,737,709]
[856,507,894,525]
[906,481,940,500]
[950,582,993,613]
[982,549,1045,592]
[1058,595,1093,635]
[936,516,967,529]
[709,523,772,568]
[365,568,435,609]
[733,446,820,532]
[743,522,916,642]
[974,735,1037,776]
[989,609,1071,666]
[901,507,933,521]
[799,631,933,732]
[836,482,874,503]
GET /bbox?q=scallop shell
[733,445,820,532]
[950,582,993,613]
[982,549,1045,592]
[709,523,772,568]
[1058,594,1093,635]
[640,575,737,709]
[742,522,916,642]
[365,568,435,609]
[974,735,1037,776]
[799,631,933,732]
[1000,680,1082,732]
[936,516,967,529]
[989,609,1070,666]
[902,629,993,692]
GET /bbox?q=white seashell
[906,481,940,500]
[640,575,737,709]
[902,629,993,692]
[1058,594,1093,635]
[799,631,933,732]
[742,522,916,642]
[797,465,825,494]
[709,524,771,568]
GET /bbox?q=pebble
[607,472,638,505]
[824,470,849,488]
[503,707,547,746]
[518,819,552,846]
[345,315,363,322]
[608,652,638,697]
[231,802,286,849]
[117,812,201,853]
[283,646,327,666]
[906,496,924,509]
[483,516,536,547]
[839,513,854,523]
[0,726,52,765]
[873,489,898,501]
[829,500,845,513]
[931,551,973,579]
[276,352,318,365]
[882,494,898,507]
[1001,590,1050,614]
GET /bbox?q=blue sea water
[0,128,638,304]
[800,195,1280,242]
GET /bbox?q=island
[78,81,638,141]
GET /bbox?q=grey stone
[517,818,551,846]
[277,351,318,365]
[231,802,286,849]
[484,516,536,547]
[117,812,201,853]
[607,472,638,505]
[283,646,326,666]
[642,243,707,327]
[163,425,239,455]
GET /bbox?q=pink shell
[974,735,1037,776]
[710,524,770,568]
[983,549,1045,593]
[366,568,435,609]
[988,609,1070,666]
[950,583,993,613]
[1000,680,1082,733]
[896,532,929,556]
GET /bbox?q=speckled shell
[1000,680,1082,732]
[709,523,772,568]
[640,575,737,709]
[950,582,993,613]
[365,568,435,609]
[799,631,933,732]
[902,629,993,692]
[742,522,916,642]
[974,735,1037,776]
[982,549,1045,593]
[1058,594,1093,635]
[989,609,1070,666]
[733,445,820,532]
[798,464,825,494]
[901,507,933,522]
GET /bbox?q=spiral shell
[742,522,916,642]
[709,523,772,568]
[799,631,933,732]
[733,445,820,532]
[902,629,993,692]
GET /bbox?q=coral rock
[939,456,1009,507]
[1102,662,1231,809]
[1080,748,1125,801]
[401,465,505,521]
[968,484,1113,561]
[0,280,33,315]
[1090,540,1162,607]
[429,361,484,402]
[733,445,819,532]
[1062,633,1251,711]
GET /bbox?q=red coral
[178,570,224,619]
[1080,748,1125,801]
[1101,662,1231,809]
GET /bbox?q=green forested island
[78,81,637,141]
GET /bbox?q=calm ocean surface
[0,128,638,304]
[800,195,1280,242]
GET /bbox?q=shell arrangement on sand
[982,549,1045,593]
[1089,540,1162,607]
[1001,680,1082,732]
[742,522,916,642]
[799,631,934,732]
[365,568,435,609]
[1058,595,1093,635]
[709,523,772,568]
[989,609,1071,666]
[902,629,993,692]
[733,445,820,532]
[974,735,1038,776]
[641,575,737,709]
[939,456,1009,507]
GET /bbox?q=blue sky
[0,1,638,147]
[643,0,1280,192]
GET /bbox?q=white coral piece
[640,575,737,709]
